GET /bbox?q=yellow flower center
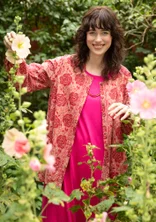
[142,100,151,109]
[18,42,24,49]
[133,88,138,94]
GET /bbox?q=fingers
[108,103,130,120]
[108,102,121,111]
[10,31,16,38]
[120,109,131,121]
[3,31,16,49]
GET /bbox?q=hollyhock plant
[11,34,31,59]
[130,88,156,119]
[2,128,30,158]
[29,119,48,147]
[34,119,47,142]
[29,158,41,172]
[126,80,147,96]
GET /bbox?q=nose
[94,34,102,42]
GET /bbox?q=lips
[93,44,105,49]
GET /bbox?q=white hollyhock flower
[11,34,31,59]
[5,49,23,64]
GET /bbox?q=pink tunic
[42,71,105,221]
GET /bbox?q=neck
[86,55,104,76]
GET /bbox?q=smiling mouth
[93,44,105,48]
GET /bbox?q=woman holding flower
[4,6,131,222]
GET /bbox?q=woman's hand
[108,102,131,121]
[4,31,16,49]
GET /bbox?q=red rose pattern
[109,88,117,100]
[75,74,85,86]
[60,74,72,86]
[56,94,66,106]
[63,114,73,127]
[56,135,67,148]
[69,92,78,106]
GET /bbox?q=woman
[4,6,131,222]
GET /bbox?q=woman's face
[86,28,112,58]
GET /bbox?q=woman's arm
[4,31,53,92]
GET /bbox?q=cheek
[86,36,92,43]
[107,36,112,44]
[86,36,93,47]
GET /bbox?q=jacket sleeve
[5,59,54,92]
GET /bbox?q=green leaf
[82,198,90,206]
[77,162,83,165]
[69,189,83,201]
[69,205,81,213]
[92,197,115,212]
[0,150,9,166]
[111,206,131,213]
[43,183,70,205]
[125,187,135,199]
[96,165,102,170]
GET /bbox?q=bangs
[84,9,113,31]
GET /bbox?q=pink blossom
[5,49,23,64]
[2,128,30,158]
[92,212,108,222]
[101,212,108,222]
[130,88,156,119]
[128,177,132,184]
[29,158,41,172]
[11,34,31,59]
[43,143,55,171]
[126,80,147,96]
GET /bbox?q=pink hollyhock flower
[29,158,41,172]
[2,128,30,158]
[93,212,108,222]
[11,34,31,59]
[5,49,23,64]
[43,143,55,171]
[101,212,108,222]
[130,88,156,119]
[128,177,132,184]
[126,80,147,96]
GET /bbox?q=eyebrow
[88,28,110,31]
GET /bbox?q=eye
[88,31,96,35]
[102,31,110,35]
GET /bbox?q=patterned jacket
[7,54,132,187]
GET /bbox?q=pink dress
[42,71,104,221]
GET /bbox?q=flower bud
[13,91,19,98]
[21,87,27,94]
[15,75,25,84]
[18,119,24,126]
[22,101,31,108]
[29,158,41,172]
[14,110,21,116]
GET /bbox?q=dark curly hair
[73,6,125,80]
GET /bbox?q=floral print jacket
[7,54,132,187]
